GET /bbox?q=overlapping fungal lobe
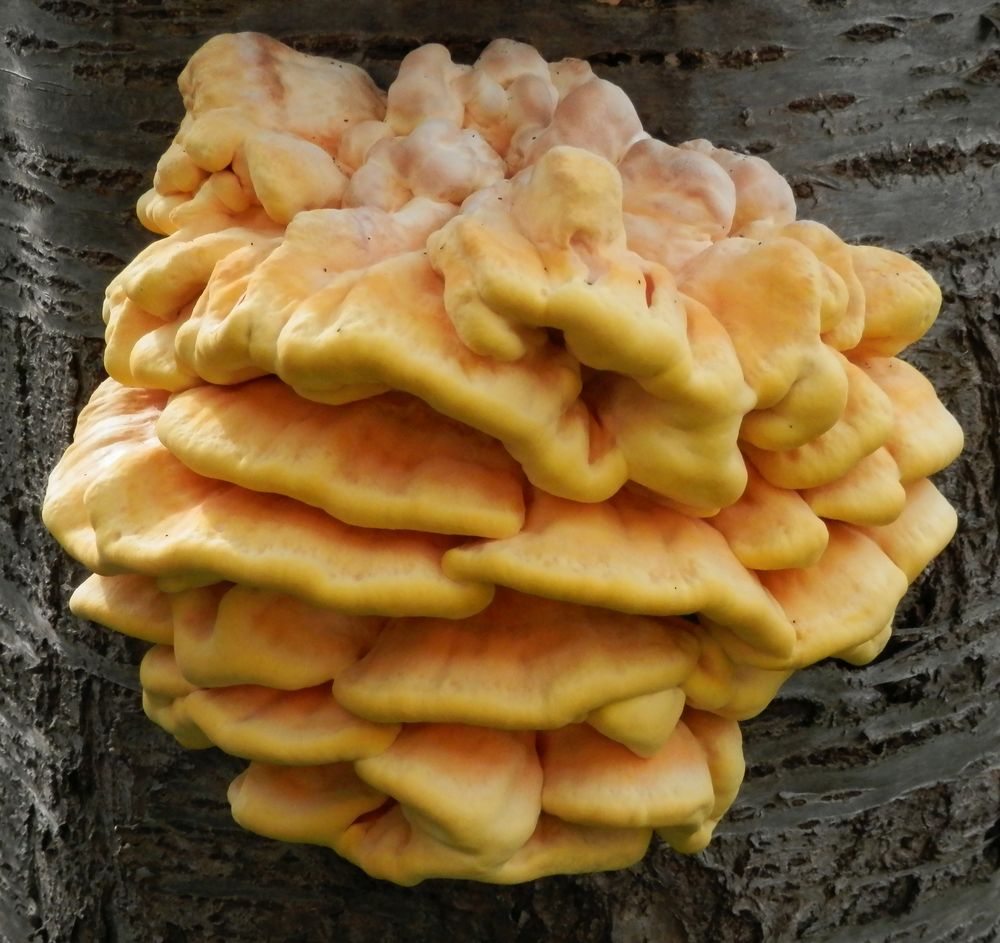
[43,32,963,885]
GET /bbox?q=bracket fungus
[43,32,963,886]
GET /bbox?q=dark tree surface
[2,2,998,941]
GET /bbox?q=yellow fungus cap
[157,379,525,538]
[170,584,382,690]
[619,138,736,272]
[42,380,168,571]
[680,236,849,450]
[850,245,942,357]
[835,622,893,667]
[121,225,276,321]
[745,356,894,491]
[443,489,796,660]
[711,525,909,669]
[242,130,348,224]
[801,447,906,526]
[184,685,399,765]
[709,466,829,570]
[70,573,174,646]
[682,633,791,719]
[539,721,719,832]
[344,118,506,211]
[586,688,688,757]
[859,356,964,482]
[657,710,744,853]
[139,645,211,749]
[103,286,203,393]
[857,479,959,583]
[229,762,388,847]
[742,219,866,350]
[681,139,797,234]
[507,77,646,171]
[138,32,385,234]
[354,724,542,859]
[334,589,698,729]
[172,200,455,386]
[104,229,281,390]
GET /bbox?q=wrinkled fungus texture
[43,32,963,886]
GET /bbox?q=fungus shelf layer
[43,31,962,886]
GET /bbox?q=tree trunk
[2,1,997,940]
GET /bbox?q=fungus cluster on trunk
[43,33,962,885]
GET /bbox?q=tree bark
[1,1,997,940]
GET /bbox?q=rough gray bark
[1,1,998,941]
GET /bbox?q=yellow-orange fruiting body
[44,32,962,886]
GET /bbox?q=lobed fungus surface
[43,32,962,886]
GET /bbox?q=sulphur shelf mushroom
[43,32,963,886]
